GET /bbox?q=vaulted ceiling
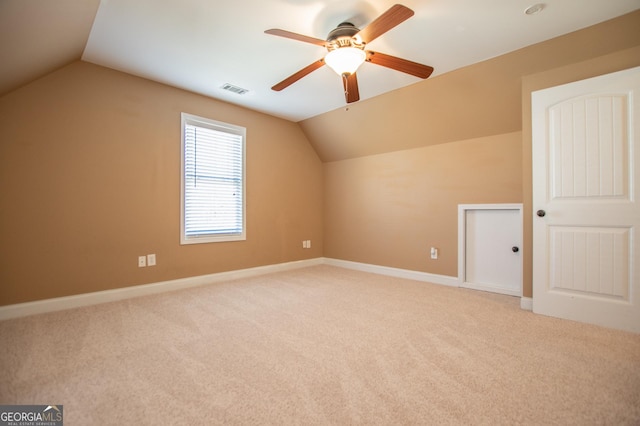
[2,0,638,123]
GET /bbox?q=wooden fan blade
[265,29,327,47]
[366,51,434,79]
[271,59,325,91]
[357,4,414,44]
[342,73,360,103]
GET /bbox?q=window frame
[180,112,246,245]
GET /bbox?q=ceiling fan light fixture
[324,47,366,76]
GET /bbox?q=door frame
[458,203,523,296]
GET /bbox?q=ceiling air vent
[221,83,249,95]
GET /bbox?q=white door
[532,66,640,333]
[458,205,522,296]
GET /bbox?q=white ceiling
[3,0,640,122]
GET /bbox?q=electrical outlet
[147,254,156,266]
[138,256,147,267]
[430,247,438,260]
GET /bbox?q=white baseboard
[323,258,459,287]
[0,258,324,321]
[459,281,522,297]
[323,258,534,312]
[0,257,527,320]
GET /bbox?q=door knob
[536,210,546,217]
[512,246,519,253]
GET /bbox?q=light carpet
[1,265,639,425]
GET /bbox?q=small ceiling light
[525,3,545,15]
[324,47,366,77]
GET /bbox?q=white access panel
[458,204,523,296]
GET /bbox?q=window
[181,113,245,244]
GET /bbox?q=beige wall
[0,61,323,305]
[324,133,522,276]
[2,12,639,307]
[318,11,640,298]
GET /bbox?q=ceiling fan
[265,4,434,104]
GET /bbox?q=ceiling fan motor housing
[326,22,365,51]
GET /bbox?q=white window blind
[181,113,245,244]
